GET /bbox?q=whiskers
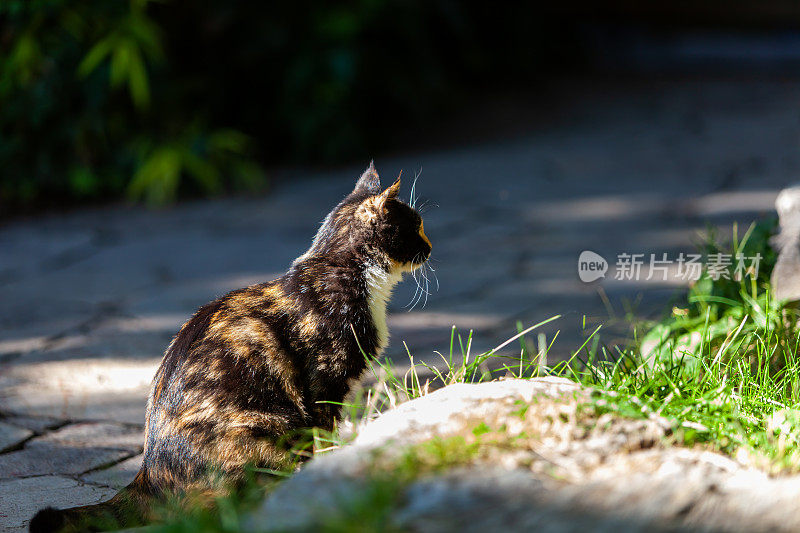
[409,168,439,214]
[405,166,439,311]
[405,253,439,311]
[417,199,438,215]
[409,168,421,209]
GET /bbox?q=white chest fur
[364,264,403,355]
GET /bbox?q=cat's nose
[419,222,432,250]
[423,243,432,260]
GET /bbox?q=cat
[29,162,432,532]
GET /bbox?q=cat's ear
[356,174,400,223]
[375,176,401,209]
[354,161,381,194]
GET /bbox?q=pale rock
[771,185,800,301]
[246,379,800,533]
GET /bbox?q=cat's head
[302,162,432,272]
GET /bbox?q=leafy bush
[0,0,263,210]
[1,1,563,212]
[0,0,263,211]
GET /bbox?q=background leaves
[0,1,558,213]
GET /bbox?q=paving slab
[81,454,143,490]
[1,359,156,425]
[0,421,141,479]
[1,416,62,433]
[0,475,117,532]
[34,422,143,453]
[0,422,33,453]
[0,444,133,480]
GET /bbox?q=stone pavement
[1,78,799,530]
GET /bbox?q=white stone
[246,379,800,532]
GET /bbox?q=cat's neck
[289,254,403,355]
[363,262,403,354]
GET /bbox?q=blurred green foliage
[0,1,564,212]
[0,0,263,210]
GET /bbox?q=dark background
[4,0,800,215]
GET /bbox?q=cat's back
[150,282,282,400]
[143,279,311,483]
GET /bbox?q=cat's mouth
[407,252,431,271]
[403,253,437,310]
[392,255,428,274]
[397,261,422,273]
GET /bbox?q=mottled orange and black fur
[30,163,432,532]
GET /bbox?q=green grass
[340,218,800,476]
[153,217,800,531]
[565,219,800,472]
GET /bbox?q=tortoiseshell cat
[30,163,432,532]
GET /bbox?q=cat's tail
[29,470,153,533]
